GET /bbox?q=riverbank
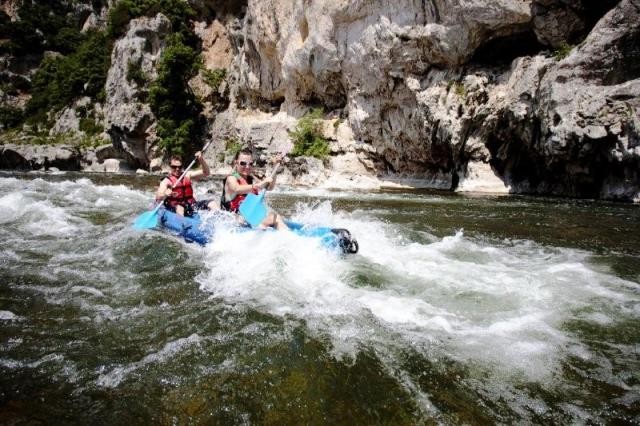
[3,141,640,203]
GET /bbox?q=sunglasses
[238,161,254,167]
[170,165,182,169]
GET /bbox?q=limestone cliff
[221,0,638,200]
[1,0,638,201]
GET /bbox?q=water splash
[197,200,640,385]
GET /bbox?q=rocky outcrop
[484,1,640,200]
[3,0,638,200]
[103,14,171,169]
[0,142,134,173]
[190,19,234,118]
[0,144,81,170]
[220,0,639,200]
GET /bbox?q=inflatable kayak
[157,208,359,254]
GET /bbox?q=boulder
[103,158,125,173]
[0,144,81,170]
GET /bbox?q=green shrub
[0,106,24,129]
[30,132,70,146]
[79,117,104,136]
[446,80,466,98]
[553,42,573,60]
[126,60,147,86]
[225,138,242,157]
[26,31,110,124]
[202,68,227,91]
[107,0,197,40]
[148,33,202,155]
[78,134,109,149]
[0,1,83,56]
[290,108,330,159]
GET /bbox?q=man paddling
[221,148,288,230]
[155,151,217,217]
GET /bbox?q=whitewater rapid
[1,174,638,422]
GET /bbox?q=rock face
[103,14,171,169]
[2,0,638,200]
[223,0,639,200]
[0,144,81,170]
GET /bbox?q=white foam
[3,177,639,391]
[70,286,105,298]
[97,334,203,388]
[0,310,18,320]
[196,198,640,383]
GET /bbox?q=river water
[0,172,638,424]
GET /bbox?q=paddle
[238,155,285,228]
[133,140,213,230]
[239,189,268,228]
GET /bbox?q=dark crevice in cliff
[424,0,441,23]
[241,95,284,113]
[581,0,622,37]
[486,118,633,198]
[470,30,545,67]
[487,133,541,193]
[193,0,248,21]
[603,27,640,85]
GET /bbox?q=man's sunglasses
[238,161,254,167]
[170,165,183,169]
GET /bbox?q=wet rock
[103,158,126,173]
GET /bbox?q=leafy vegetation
[290,108,331,159]
[79,117,104,136]
[78,134,110,149]
[225,138,242,157]
[446,80,466,98]
[148,33,202,155]
[107,0,203,155]
[0,106,24,130]
[107,0,197,40]
[202,68,227,91]
[0,1,84,56]
[553,42,573,60]
[3,0,205,157]
[126,60,147,86]
[25,31,111,125]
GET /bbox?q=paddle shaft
[259,152,287,190]
[174,139,214,188]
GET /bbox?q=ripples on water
[0,173,639,423]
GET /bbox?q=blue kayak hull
[157,209,358,254]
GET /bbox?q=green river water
[0,171,638,424]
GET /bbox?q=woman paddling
[221,148,288,230]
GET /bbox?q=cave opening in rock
[582,0,620,35]
[470,30,546,67]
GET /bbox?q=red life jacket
[163,174,195,209]
[221,172,258,213]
